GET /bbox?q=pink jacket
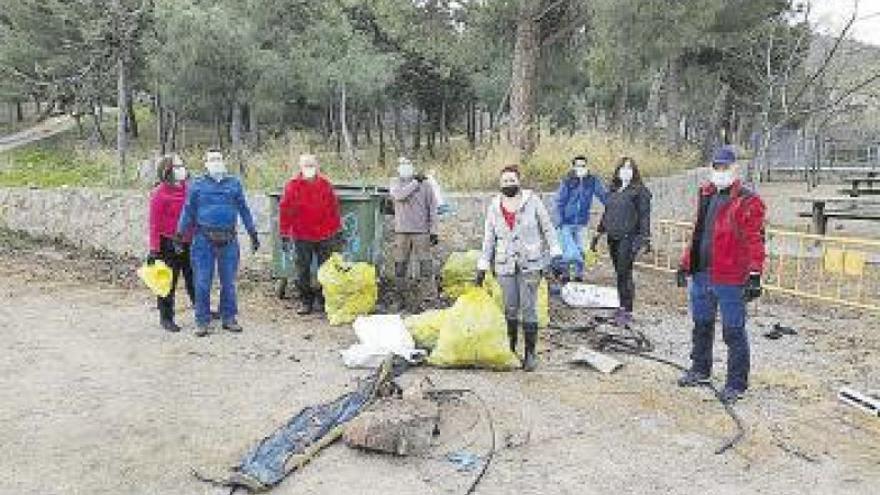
[148,182,191,252]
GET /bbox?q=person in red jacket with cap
[676,145,766,404]
[279,154,342,315]
[147,154,194,332]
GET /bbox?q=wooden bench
[797,209,880,235]
[841,176,880,197]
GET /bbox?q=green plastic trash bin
[269,184,391,299]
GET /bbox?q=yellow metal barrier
[636,219,880,312]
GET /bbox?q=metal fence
[637,219,880,312]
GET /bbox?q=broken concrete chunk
[570,346,623,374]
[343,395,440,456]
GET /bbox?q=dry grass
[242,130,700,192]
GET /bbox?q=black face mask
[501,185,520,197]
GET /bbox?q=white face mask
[302,166,317,179]
[398,164,414,178]
[619,166,633,184]
[172,166,187,183]
[710,168,736,189]
[205,159,226,179]
[573,166,587,178]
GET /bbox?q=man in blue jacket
[176,149,260,336]
[555,155,608,282]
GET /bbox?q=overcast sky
[810,0,880,46]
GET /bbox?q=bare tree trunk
[477,105,484,145]
[613,77,629,133]
[440,95,448,145]
[156,91,166,155]
[213,113,223,149]
[339,82,357,167]
[509,3,540,158]
[231,100,244,174]
[376,106,386,167]
[351,100,359,149]
[701,82,731,161]
[90,101,106,146]
[364,107,373,145]
[393,104,404,152]
[116,54,128,183]
[126,89,138,139]
[665,56,682,152]
[15,101,23,122]
[249,102,259,147]
[413,108,422,152]
[169,110,178,152]
[645,67,664,134]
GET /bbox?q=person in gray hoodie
[389,157,438,312]
[592,157,652,328]
[476,165,562,371]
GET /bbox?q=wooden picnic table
[841,176,880,197]
[790,196,880,235]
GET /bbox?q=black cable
[544,322,746,455]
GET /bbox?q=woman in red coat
[279,154,342,315]
[147,155,194,332]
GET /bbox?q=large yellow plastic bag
[404,310,447,350]
[137,260,172,297]
[483,274,550,328]
[317,253,378,326]
[428,288,520,370]
[441,250,481,298]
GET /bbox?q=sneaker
[160,319,181,333]
[677,370,711,387]
[719,387,745,405]
[222,319,243,333]
[194,324,210,337]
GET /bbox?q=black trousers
[608,236,635,312]
[157,236,195,321]
[294,237,336,303]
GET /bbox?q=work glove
[250,232,261,254]
[474,270,486,287]
[146,252,159,266]
[414,174,426,183]
[676,268,688,288]
[430,233,439,246]
[744,273,762,301]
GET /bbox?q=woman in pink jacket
[147,155,194,332]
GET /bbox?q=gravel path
[1,234,878,495]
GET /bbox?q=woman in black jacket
[592,157,652,328]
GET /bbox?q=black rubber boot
[523,323,538,372]
[506,319,519,353]
[296,298,313,315]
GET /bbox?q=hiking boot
[296,299,314,316]
[719,387,745,405]
[222,319,243,333]
[677,370,710,387]
[194,324,210,337]
[523,324,538,372]
[506,319,519,353]
[160,318,181,333]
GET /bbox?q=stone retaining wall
[0,169,703,272]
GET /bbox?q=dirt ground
[1,232,879,495]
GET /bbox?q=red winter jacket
[148,182,192,252]
[680,180,766,285]
[279,174,341,242]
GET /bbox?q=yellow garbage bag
[441,250,482,299]
[403,309,446,350]
[317,253,378,326]
[427,288,520,370]
[483,274,550,328]
[137,260,173,297]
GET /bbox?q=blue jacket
[555,172,608,226]
[177,175,256,236]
